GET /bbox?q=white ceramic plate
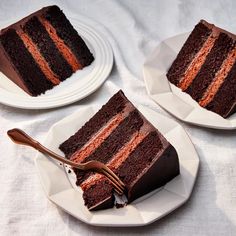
[0,18,113,109]
[35,104,199,227]
[143,33,236,129]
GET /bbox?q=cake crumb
[115,203,126,209]
[114,193,128,209]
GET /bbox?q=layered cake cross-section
[167,20,236,118]
[59,90,180,210]
[0,5,94,96]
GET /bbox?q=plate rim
[34,104,199,227]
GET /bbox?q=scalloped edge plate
[143,33,236,129]
[35,103,199,226]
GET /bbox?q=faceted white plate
[0,17,113,109]
[143,33,236,129]
[35,104,199,227]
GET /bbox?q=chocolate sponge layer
[167,22,212,85]
[23,16,73,81]
[45,5,94,67]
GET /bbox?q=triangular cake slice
[59,90,180,210]
[0,5,94,96]
[167,20,236,118]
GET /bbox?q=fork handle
[7,128,85,170]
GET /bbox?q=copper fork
[7,128,125,195]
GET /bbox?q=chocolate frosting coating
[0,6,56,95]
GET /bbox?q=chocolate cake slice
[59,90,180,210]
[0,5,94,96]
[167,20,236,118]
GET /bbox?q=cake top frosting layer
[200,19,236,40]
[1,6,56,33]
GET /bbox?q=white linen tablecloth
[0,0,236,235]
